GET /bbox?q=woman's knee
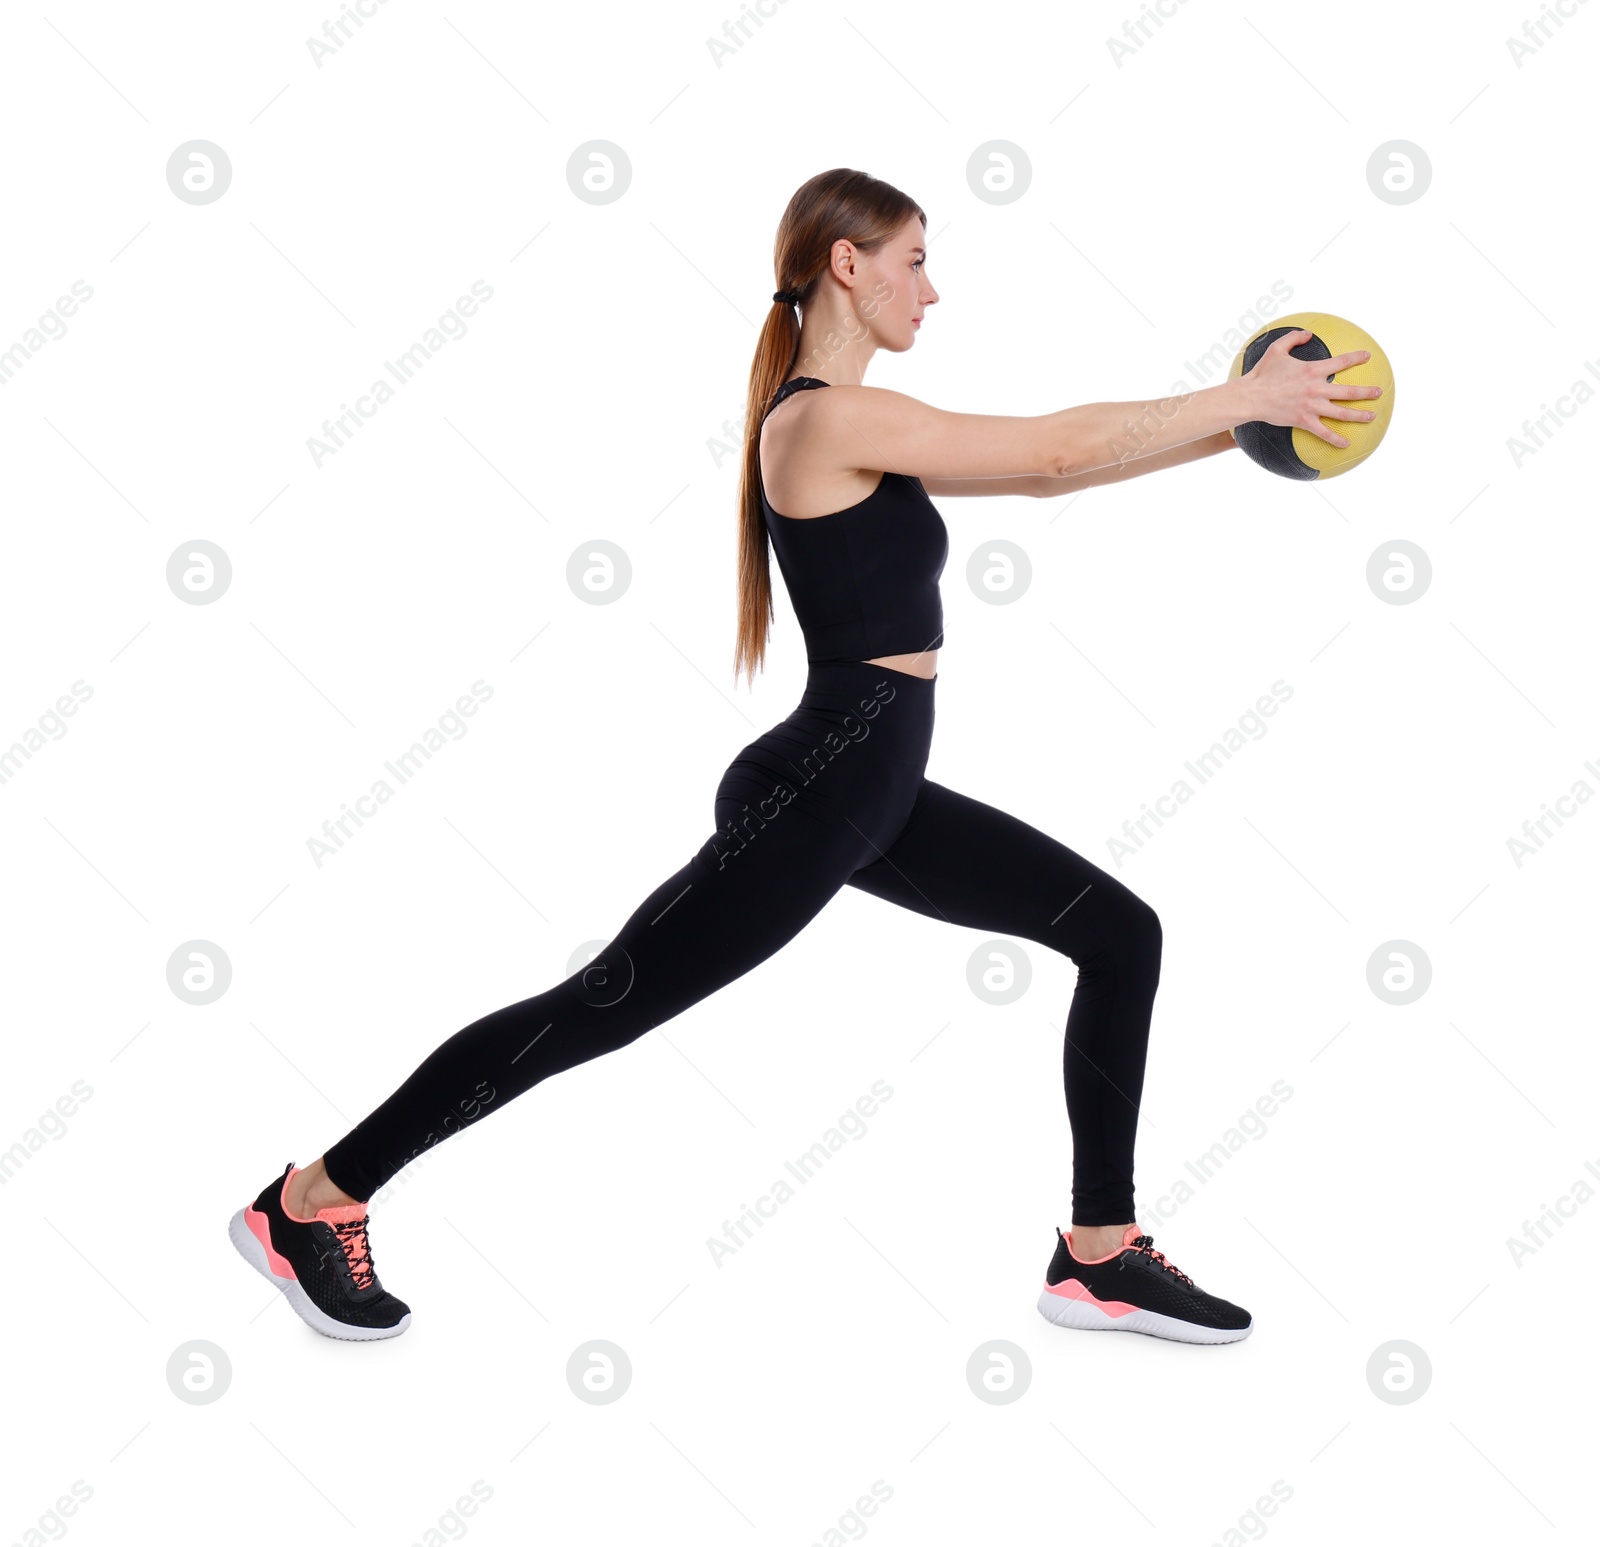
[1126,897,1162,983]
[1062,893,1161,980]
[1126,896,1161,962]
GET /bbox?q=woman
[230,168,1379,1345]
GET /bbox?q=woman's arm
[923,430,1239,498]
[797,332,1376,484]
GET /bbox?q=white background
[2,1,1595,1542]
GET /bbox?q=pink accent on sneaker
[281,1165,377,1288]
[1065,1224,1142,1265]
[245,1206,296,1279]
[281,1165,368,1224]
[316,1201,369,1224]
[1043,1277,1139,1318]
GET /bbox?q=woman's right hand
[1240,328,1383,449]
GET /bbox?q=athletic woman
[230,168,1380,1345]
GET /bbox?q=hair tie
[772,288,802,306]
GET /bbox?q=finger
[1324,383,1384,400]
[1327,349,1372,371]
[1304,419,1351,448]
[1318,404,1378,422]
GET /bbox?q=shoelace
[1125,1234,1194,1287]
[326,1217,376,1291]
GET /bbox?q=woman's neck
[792,306,877,387]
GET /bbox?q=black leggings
[322,661,1162,1224]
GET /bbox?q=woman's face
[858,215,938,352]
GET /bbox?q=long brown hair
[734,168,926,685]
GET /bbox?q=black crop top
[758,377,948,666]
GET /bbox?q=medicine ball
[1228,312,1393,479]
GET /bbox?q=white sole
[1036,1285,1252,1345]
[229,1207,411,1342]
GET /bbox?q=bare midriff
[863,651,938,679]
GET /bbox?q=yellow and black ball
[1228,312,1394,479]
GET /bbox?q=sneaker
[1036,1224,1252,1344]
[229,1162,411,1341]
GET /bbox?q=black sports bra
[758,377,948,667]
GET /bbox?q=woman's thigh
[588,787,874,1033]
[583,702,930,1033]
[843,777,1161,962]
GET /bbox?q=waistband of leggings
[802,659,937,695]
[795,661,936,751]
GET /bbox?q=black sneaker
[1037,1224,1252,1344]
[229,1162,411,1341]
